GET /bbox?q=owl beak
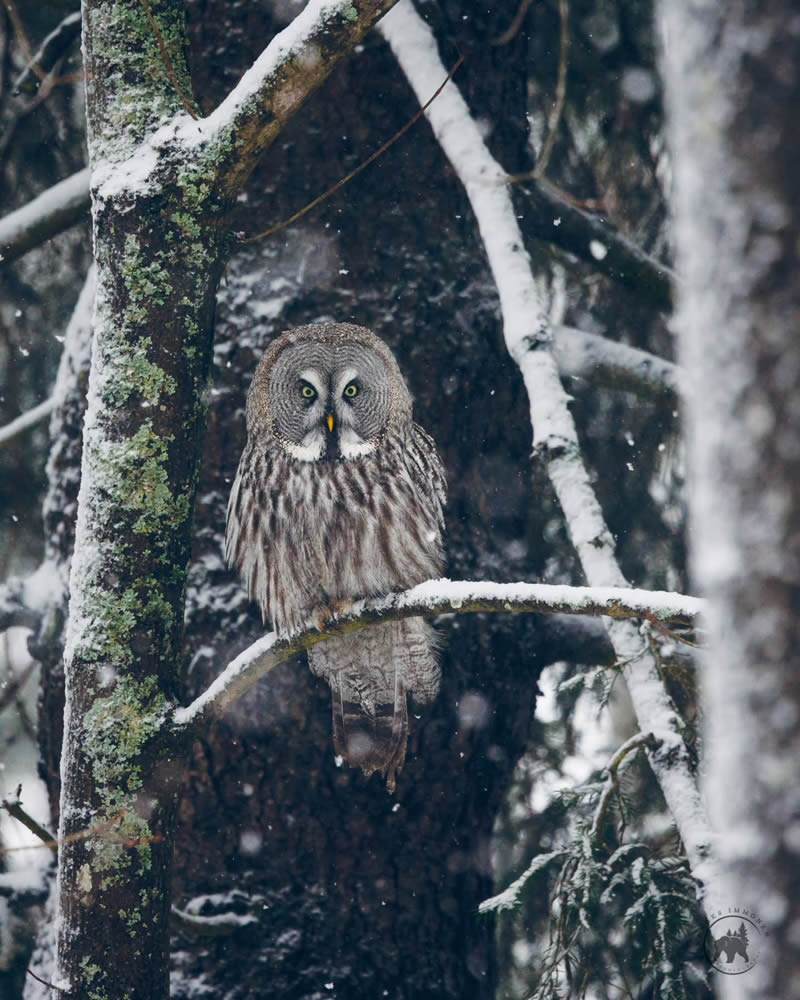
[326,413,335,433]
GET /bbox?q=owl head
[246,323,413,462]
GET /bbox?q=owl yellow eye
[343,383,358,399]
[300,383,316,400]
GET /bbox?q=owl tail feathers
[331,687,408,794]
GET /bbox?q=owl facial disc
[267,343,392,462]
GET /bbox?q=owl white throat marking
[284,436,325,462]
[338,429,376,460]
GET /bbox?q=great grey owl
[225,323,446,791]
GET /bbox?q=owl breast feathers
[225,323,446,791]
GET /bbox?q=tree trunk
[661,2,800,996]
[168,4,552,997]
[55,2,226,995]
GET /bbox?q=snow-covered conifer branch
[186,0,400,198]
[173,579,702,733]
[478,849,567,914]
[380,0,720,913]
[0,167,90,267]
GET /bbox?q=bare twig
[533,0,569,179]
[1,0,39,77]
[242,53,464,243]
[12,10,81,96]
[491,0,535,46]
[589,732,660,840]
[1,792,56,852]
[0,804,164,856]
[26,968,64,993]
[137,0,198,120]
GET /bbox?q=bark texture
[169,5,549,998]
[661,1,800,996]
[167,2,665,997]
[55,2,227,994]
[13,1,680,997]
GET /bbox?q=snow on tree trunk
[660,2,800,996]
[55,3,226,995]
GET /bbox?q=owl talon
[311,606,334,631]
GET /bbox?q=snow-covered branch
[380,0,720,914]
[553,325,682,403]
[0,576,42,632]
[0,167,90,267]
[12,10,81,96]
[0,396,54,449]
[519,180,675,312]
[478,849,566,914]
[170,906,258,938]
[0,561,64,634]
[186,0,399,199]
[173,579,701,733]
[3,5,397,254]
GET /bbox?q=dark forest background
[0,2,701,997]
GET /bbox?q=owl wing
[225,441,277,622]
[224,442,252,570]
[406,423,447,531]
